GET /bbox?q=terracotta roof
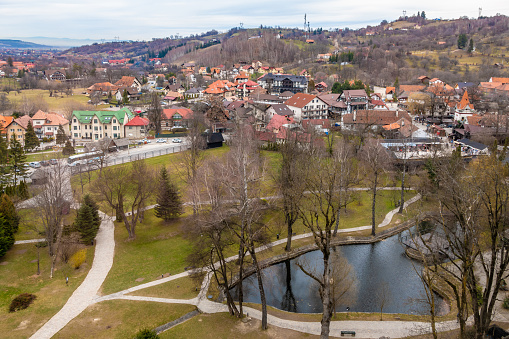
[490,77,509,84]
[269,104,293,116]
[266,115,294,131]
[398,85,425,93]
[125,116,149,126]
[162,108,193,120]
[386,87,396,94]
[14,115,32,129]
[284,93,316,108]
[457,91,474,110]
[0,115,14,133]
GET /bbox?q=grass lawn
[4,88,91,112]
[26,151,65,163]
[0,243,94,338]
[127,276,200,300]
[54,300,196,339]
[99,210,193,295]
[16,207,76,241]
[159,312,317,339]
[265,190,417,242]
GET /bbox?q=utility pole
[479,7,482,18]
[403,10,407,19]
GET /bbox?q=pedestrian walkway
[29,212,115,339]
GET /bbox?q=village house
[340,89,369,113]
[124,116,149,139]
[70,108,134,140]
[44,69,67,81]
[114,76,142,92]
[161,107,194,130]
[31,110,69,140]
[284,93,329,121]
[4,115,31,145]
[115,87,141,103]
[257,73,308,95]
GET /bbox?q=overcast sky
[1,0,508,41]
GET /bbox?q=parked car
[29,161,41,168]
[40,160,50,167]
[156,138,166,143]
[141,138,151,144]
[172,138,182,143]
[49,159,58,165]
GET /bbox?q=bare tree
[375,281,391,321]
[221,125,269,328]
[188,157,240,316]
[34,161,71,278]
[277,135,306,251]
[93,160,155,240]
[333,138,358,236]
[361,138,392,236]
[296,145,342,338]
[179,112,206,215]
[147,92,162,136]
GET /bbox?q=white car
[29,161,41,168]
[172,138,182,143]
[156,138,166,143]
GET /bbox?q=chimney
[353,110,357,121]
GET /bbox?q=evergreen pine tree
[83,194,101,231]
[56,124,67,145]
[122,89,129,104]
[8,133,28,185]
[62,140,75,156]
[0,194,20,234]
[75,203,96,244]
[24,121,40,152]
[468,38,474,53]
[0,128,9,189]
[154,167,182,221]
[0,216,14,258]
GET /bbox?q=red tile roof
[284,93,316,108]
[125,116,149,126]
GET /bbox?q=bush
[503,296,509,309]
[69,249,87,269]
[9,293,36,312]
[134,328,159,339]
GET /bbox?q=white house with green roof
[70,108,134,140]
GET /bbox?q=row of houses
[0,111,69,146]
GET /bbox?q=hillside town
[1,12,509,339]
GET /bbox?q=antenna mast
[479,7,482,18]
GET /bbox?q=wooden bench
[341,330,356,337]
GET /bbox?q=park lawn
[0,243,94,339]
[26,151,66,163]
[264,190,417,242]
[127,275,200,300]
[54,300,196,339]
[159,312,317,339]
[4,88,91,112]
[16,207,76,241]
[99,210,194,295]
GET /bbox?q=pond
[231,232,448,315]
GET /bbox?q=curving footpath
[29,191,448,339]
[29,212,115,339]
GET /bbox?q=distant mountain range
[1,37,105,48]
[0,39,53,49]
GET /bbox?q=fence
[107,144,190,166]
[70,144,189,174]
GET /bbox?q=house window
[74,133,78,137]
[94,119,98,123]
[74,126,77,130]
[73,119,77,123]
[94,127,98,131]
[113,126,117,130]
[113,119,116,123]
[129,126,132,129]
[114,133,118,138]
